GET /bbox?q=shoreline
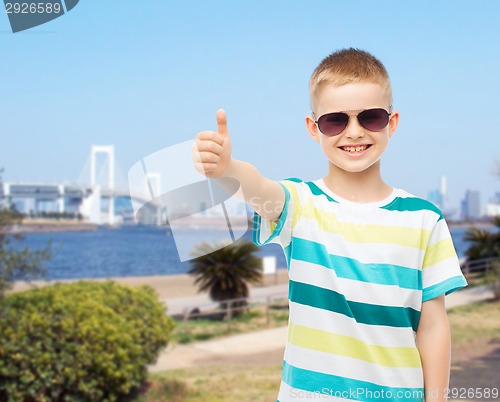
[5,220,98,234]
[9,269,290,300]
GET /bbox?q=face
[306,82,399,175]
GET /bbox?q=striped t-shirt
[252,177,468,402]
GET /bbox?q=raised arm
[192,109,285,222]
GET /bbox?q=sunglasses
[314,108,392,137]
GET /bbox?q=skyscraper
[427,175,447,213]
[461,190,481,221]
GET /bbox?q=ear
[388,110,400,138]
[306,114,321,143]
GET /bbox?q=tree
[464,156,500,261]
[462,160,500,299]
[188,239,263,314]
[0,170,51,298]
[463,217,500,261]
[464,217,500,300]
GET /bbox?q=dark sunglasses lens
[318,113,349,136]
[358,109,389,131]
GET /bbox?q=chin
[331,161,380,174]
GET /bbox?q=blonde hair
[310,48,392,110]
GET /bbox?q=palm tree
[464,216,500,261]
[464,217,500,300]
[188,239,263,314]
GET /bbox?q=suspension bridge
[0,145,162,226]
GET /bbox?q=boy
[193,48,467,401]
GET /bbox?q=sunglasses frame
[313,106,393,137]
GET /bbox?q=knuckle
[207,142,219,153]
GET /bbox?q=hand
[192,109,233,178]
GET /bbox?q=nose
[343,116,365,139]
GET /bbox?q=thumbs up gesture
[193,109,233,178]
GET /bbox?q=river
[19,225,473,281]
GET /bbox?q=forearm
[194,110,285,221]
[218,158,285,221]
[416,311,451,401]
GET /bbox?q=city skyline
[1,157,496,221]
[1,1,499,214]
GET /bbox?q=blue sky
[1,0,499,215]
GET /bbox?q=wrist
[225,157,237,177]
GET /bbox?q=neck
[323,161,392,203]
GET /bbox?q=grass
[132,299,500,402]
[448,298,500,344]
[135,364,283,402]
[172,302,289,344]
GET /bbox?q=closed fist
[192,109,233,178]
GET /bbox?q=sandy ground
[9,269,290,299]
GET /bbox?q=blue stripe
[291,237,422,290]
[252,182,290,246]
[422,276,468,302]
[283,244,292,271]
[289,280,420,330]
[381,196,443,221]
[283,361,424,402]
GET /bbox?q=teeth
[343,145,367,153]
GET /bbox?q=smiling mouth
[339,144,372,153]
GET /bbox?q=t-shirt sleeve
[252,179,298,250]
[421,217,468,302]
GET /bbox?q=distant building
[491,192,500,204]
[0,181,5,208]
[427,175,449,214]
[484,204,500,217]
[484,192,500,217]
[461,190,481,220]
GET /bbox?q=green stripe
[283,177,302,183]
[381,196,443,220]
[284,177,338,203]
[289,280,420,330]
[283,361,424,402]
[303,181,338,203]
[292,237,422,290]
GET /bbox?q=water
[21,226,287,280]
[20,225,472,281]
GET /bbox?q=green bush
[0,280,175,402]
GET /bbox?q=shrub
[0,280,175,402]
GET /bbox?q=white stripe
[284,343,424,389]
[293,218,425,269]
[289,302,417,348]
[296,181,439,229]
[423,257,463,289]
[289,260,421,310]
[427,218,453,245]
[310,197,438,231]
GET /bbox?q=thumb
[216,109,229,136]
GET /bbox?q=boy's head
[309,48,392,113]
[306,48,399,175]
